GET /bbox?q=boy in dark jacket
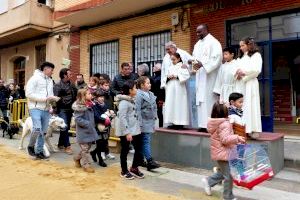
[91,90,115,167]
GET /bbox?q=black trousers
[157,106,163,127]
[120,134,143,173]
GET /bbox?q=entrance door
[258,42,273,132]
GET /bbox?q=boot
[90,150,97,162]
[83,166,95,173]
[96,151,107,167]
[27,146,35,157]
[73,158,81,168]
[98,160,107,167]
[147,158,160,171]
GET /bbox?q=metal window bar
[90,40,119,79]
[134,31,171,75]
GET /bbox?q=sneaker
[73,158,81,168]
[83,166,95,173]
[106,153,115,160]
[147,158,160,171]
[27,146,35,157]
[130,167,145,179]
[120,171,134,180]
[202,177,212,196]
[213,167,219,173]
[35,152,49,160]
[64,146,73,155]
[101,152,106,160]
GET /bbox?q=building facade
[54,0,300,133]
[0,0,71,84]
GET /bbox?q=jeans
[120,134,143,173]
[58,109,72,147]
[141,132,152,160]
[28,109,50,154]
[207,161,235,200]
[0,106,8,118]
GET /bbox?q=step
[274,117,293,122]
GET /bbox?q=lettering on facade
[203,0,253,14]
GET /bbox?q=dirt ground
[0,144,182,200]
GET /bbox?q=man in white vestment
[161,41,193,89]
[191,24,223,132]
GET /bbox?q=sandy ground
[0,144,183,200]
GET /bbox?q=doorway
[273,40,300,136]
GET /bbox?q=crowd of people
[0,23,263,200]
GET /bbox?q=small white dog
[19,115,67,156]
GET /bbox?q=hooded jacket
[25,69,54,111]
[72,101,99,143]
[114,94,140,137]
[207,118,240,161]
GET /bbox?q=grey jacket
[72,102,99,143]
[115,95,140,137]
[135,89,157,133]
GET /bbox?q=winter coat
[54,80,77,110]
[72,102,99,143]
[135,89,157,133]
[228,106,244,125]
[0,86,9,108]
[150,71,165,103]
[207,118,240,161]
[111,73,138,95]
[26,69,54,111]
[92,101,109,140]
[114,95,140,137]
[99,88,114,110]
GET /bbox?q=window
[12,0,26,8]
[134,31,171,75]
[90,40,119,79]
[37,0,52,7]
[14,57,26,85]
[35,45,46,68]
[0,0,8,14]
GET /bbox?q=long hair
[76,89,88,105]
[238,37,260,58]
[211,101,229,118]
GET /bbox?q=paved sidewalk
[0,133,300,200]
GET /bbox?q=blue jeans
[141,132,152,160]
[28,109,50,154]
[58,109,72,147]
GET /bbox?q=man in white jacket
[26,62,58,159]
[191,24,222,132]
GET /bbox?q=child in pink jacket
[202,102,245,200]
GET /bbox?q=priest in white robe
[192,24,223,131]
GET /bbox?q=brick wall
[79,8,191,80]
[69,27,80,82]
[190,0,300,48]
